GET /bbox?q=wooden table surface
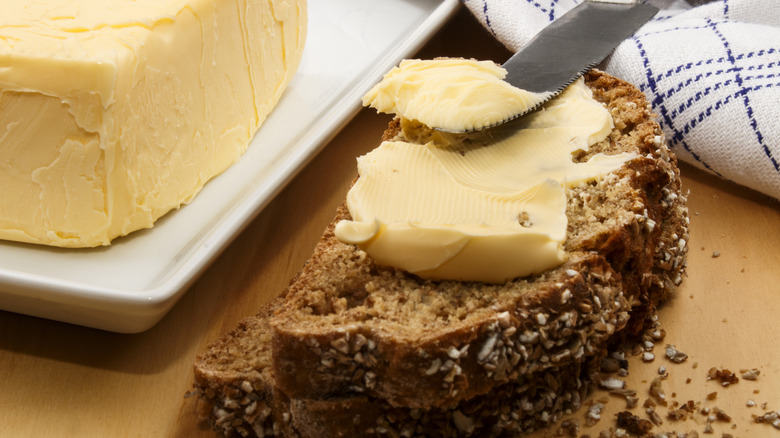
[1,7,778,438]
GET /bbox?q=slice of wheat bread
[194,296,604,438]
[267,70,688,409]
[270,237,627,410]
[192,69,689,436]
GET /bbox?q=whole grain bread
[268,70,688,408]
[270,238,628,409]
[192,69,689,437]
[195,301,604,437]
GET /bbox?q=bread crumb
[707,368,739,386]
[615,411,653,436]
[752,410,780,429]
[740,368,760,380]
[586,402,606,426]
[665,344,688,363]
[599,377,626,391]
[649,377,667,406]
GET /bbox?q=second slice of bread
[195,300,605,437]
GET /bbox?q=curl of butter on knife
[451,0,659,133]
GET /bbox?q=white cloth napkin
[462,0,780,200]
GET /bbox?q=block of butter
[0,0,306,247]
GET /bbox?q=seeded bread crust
[194,308,603,437]
[268,70,688,408]
[192,69,689,437]
[287,355,599,438]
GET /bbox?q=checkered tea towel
[462,0,780,200]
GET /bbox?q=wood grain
[0,6,778,438]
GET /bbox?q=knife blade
[483,1,658,130]
[505,1,657,93]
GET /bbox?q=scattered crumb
[649,377,667,406]
[575,319,771,438]
[712,406,732,423]
[586,402,606,427]
[711,251,720,258]
[707,368,739,387]
[615,411,653,436]
[647,407,663,426]
[665,344,688,364]
[753,410,780,430]
[599,377,626,391]
[609,388,639,409]
[740,368,760,380]
[668,400,698,422]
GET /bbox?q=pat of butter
[0,0,306,247]
[363,58,552,132]
[336,62,636,283]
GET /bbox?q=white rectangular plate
[0,0,460,333]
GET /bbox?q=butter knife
[491,0,658,129]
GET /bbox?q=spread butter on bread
[193,66,689,437]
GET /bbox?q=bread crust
[194,299,605,438]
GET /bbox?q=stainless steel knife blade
[441,1,661,132]
[503,1,658,94]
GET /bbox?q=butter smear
[335,59,637,283]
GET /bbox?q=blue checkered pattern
[462,0,780,200]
